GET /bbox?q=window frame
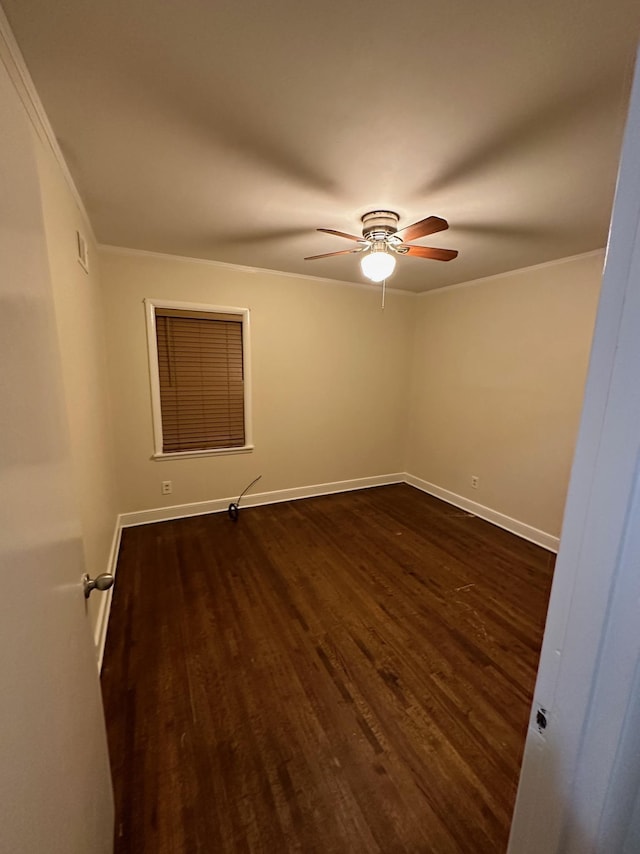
[144,298,254,459]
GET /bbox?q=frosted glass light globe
[360,250,396,282]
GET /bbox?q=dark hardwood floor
[101,484,554,853]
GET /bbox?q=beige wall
[100,247,601,540]
[99,250,414,513]
[34,140,119,634]
[405,252,603,537]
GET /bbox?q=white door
[0,51,113,854]
[508,48,640,853]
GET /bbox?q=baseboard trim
[95,518,123,671]
[403,473,559,552]
[119,473,405,528]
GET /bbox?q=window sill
[152,445,254,461]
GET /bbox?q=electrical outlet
[471,475,479,489]
[161,480,172,495]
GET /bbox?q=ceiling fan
[304,210,458,282]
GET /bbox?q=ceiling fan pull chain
[381,277,386,309]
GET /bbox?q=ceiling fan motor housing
[361,210,400,241]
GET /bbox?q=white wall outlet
[161,480,172,495]
[471,475,479,489]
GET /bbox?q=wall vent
[76,230,89,273]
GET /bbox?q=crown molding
[0,3,96,244]
[101,243,605,299]
[418,249,606,297]
[98,244,417,296]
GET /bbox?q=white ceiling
[3,0,639,292]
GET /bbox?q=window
[145,299,253,458]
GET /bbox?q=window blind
[155,308,245,452]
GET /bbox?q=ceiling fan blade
[304,248,364,260]
[404,245,458,261]
[317,228,367,243]
[395,216,449,242]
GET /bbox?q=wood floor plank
[101,484,554,853]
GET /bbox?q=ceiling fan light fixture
[360,247,396,282]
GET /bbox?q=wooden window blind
[155,307,245,453]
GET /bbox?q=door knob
[83,572,114,599]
